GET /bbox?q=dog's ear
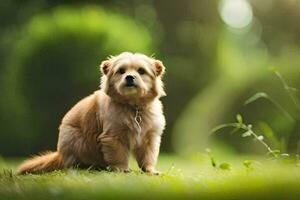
[100,60,111,75]
[154,60,165,77]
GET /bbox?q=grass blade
[210,123,239,134]
[258,122,281,149]
[244,92,268,105]
[245,92,295,122]
[272,67,300,112]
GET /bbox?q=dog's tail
[17,151,64,174]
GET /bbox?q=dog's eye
[118,68,126,74]
[137,68,146,75]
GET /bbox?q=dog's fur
[17,52,166,175]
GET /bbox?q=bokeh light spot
[219,0,253,29]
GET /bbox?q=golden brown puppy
[17,52,166,175]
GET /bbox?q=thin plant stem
[274,70,300,112]
[267,96,295,122]
[245,92,294,122]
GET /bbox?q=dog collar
[134,107,142,135]
[134,107,142,124]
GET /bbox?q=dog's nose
[125,75,135,83]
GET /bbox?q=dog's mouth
[125,82,137,88]
[120,82,140,96]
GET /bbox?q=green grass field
[1,154,300,200]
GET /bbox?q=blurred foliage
[0,6,153,156]
[1,0,300,156]
[173,0,300,154]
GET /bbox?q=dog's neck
[111,98,148,112]
[106,93,154,112]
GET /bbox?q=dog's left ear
[100,60,111,75]
[154,60,165,77]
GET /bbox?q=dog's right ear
[100,60,111,75]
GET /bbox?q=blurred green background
[0,0,299,157]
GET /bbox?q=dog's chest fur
[100,98,165,147]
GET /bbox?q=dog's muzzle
[125,75,136,87]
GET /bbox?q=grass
[1,154,300,200]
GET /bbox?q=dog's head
[100,52,165,105]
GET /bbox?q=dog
[17,52,166,175]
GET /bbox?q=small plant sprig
[212,114,281,158]
[211,68,300,164]
[242,67,300,154]
[205,148,231,170]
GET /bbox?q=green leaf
[236,114,243,124]
[258,122,281,149]
[243,160,252,168]
[244,92,268,105]
[242,131,252,137]
[219,162,231,170]
[210,123,240,134]
[267,150,281,156]
[243,160,255,169]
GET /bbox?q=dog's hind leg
[58,124,106,168]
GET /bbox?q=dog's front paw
[142,166,160,175]
[148,170,161,176]
[109,165,131,173]
[123,169,132,173]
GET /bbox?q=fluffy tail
[17,151,64,174]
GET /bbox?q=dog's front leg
[98,134,130,172]
[133,133,161,175]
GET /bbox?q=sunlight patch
[219,0,253,29]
